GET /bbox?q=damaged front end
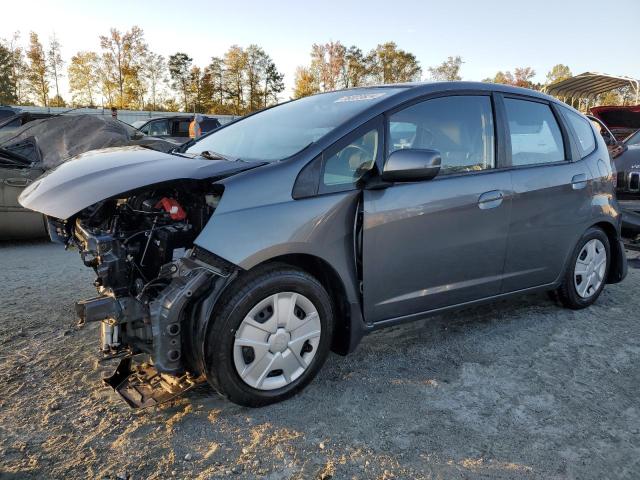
[51,183,237,407]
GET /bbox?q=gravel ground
[0,241,639,480]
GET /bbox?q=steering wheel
[338,144,373,171]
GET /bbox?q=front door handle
[571,173,587,190]
[478,190,504,210]
[4,178,32,188]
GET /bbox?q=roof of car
[350,81,561,103]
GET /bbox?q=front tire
[556,227,610,309]
[203,264,333,407]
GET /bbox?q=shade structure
[544,72,640,103]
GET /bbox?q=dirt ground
[0,241,639,480]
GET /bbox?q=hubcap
[233,292,321,391]
[574,239,607,299]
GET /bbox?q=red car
[590,105,640,141]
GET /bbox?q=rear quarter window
[561,108,596,158]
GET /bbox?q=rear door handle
[478,190,504,210]
[4,178,31,188]
[571,173,587,190]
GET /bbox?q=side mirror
[381,148,441,182]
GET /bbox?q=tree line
[0,27,285,115]
[0,28,634,115]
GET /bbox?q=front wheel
[203,265,333,407]
[556,227,610,309]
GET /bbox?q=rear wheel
[203,265,333,407]
[556,227,610,309]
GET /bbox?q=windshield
[625,129,640,146]
[185,88,403,161]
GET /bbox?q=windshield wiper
[199,150,240,162]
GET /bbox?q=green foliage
[546,64,572,85]
[168,52,193,111]
[25,32,49,106]
[99,26,148,109]
[428,56,463,81]
[368,42,421,84]
[293,66,319,99]
[294,40,421,98]
[48,34,64,103]
[0,41,17,104]
[484,67,536,89]
[68,51,99,107]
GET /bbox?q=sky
[1,0,638,103]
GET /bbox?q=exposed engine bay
[49,181,235,407]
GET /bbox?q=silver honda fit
[20,82,627,407]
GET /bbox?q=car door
[0,162,47,239]
[498,95,593,292]
[362,94,513,324]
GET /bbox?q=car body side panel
[501,159,594,292]
[194,179,362,307]
[362,171,513,323]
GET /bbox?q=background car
[0,147,47,239]
[587,114,626,159]
[590,105,640,141]
[0,115,176,240]
[0,110,55,138]
[132,115,222,143]
[613,128,640,235]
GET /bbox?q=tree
[513,67,536,88]
[310,41,346,92]
[68,51,99,107]
[207,56,225,109]
[223,45,248,115]
[342,46,368,88]
[189,66,209,112]
[368,42,421,84]
[47,33,65,106]
[293,66,319,99]
[546,64,572,85]
[0,41,17,104]
[428,56,463,81]
[245,44,269,111]
[143,52,166,110]
[263,59,284,108]
[25,32,49,106]
[597,90,622,106]
[168,52,193,111]
[99,26,148,108]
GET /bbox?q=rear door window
[504,98,565,166]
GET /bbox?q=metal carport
[544,72,640,106]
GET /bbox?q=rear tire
[203,264,333,407]
[556,227,610,309]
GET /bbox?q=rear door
[499,95,592,292]
[362,93,513,323]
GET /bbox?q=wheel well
[254,254,354,355]
[592,221,624,283]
